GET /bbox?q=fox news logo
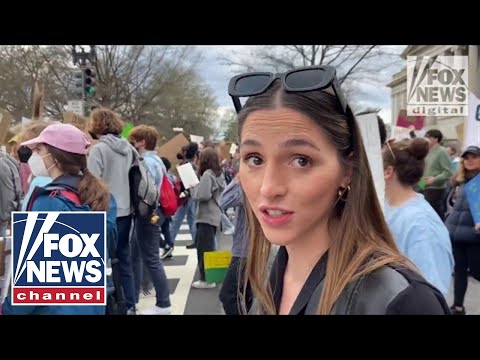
[407,56,468,117]
[11,212,106,306]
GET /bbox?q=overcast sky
[195,45,407,124]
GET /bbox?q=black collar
[270,247,329,315]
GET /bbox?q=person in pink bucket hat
[1,123,110,315]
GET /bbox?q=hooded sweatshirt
[87,134,133,217]
[190,169,226,227]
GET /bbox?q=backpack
[128,147,159,220]
[0,152,21,222]
[27,186,127,315]
[159,175,178,217]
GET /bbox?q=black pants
[196,223,217,282]
[424,188,447,221]
[160,217,173,248]
[219,256,253,315]
[452,242,480,307]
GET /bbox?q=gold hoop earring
[337,185,351,202]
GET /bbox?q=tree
[0,45,219,139]
[220,45,405,106]
[219,109,238,142]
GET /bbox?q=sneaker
[186,243,196,249]
[191,280,216,289]
[160,246,174,260]
[141,305,172,315]
[224,227,235,236]
[126,308,137,315]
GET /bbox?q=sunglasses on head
[228,65,355,152]
[228,65,349,115]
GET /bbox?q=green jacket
[424,145,453,189]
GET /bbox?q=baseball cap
[461,145,480,158]
[21,123,90,155]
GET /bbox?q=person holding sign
[189,148,226,289]
[445,145,480,315]
[383,138,453,296]
[229,65,450,315]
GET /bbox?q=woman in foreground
[228,65,450,315]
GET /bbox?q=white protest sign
[464,92,480,148]
[68,100,84,116]
[177,162,200,189]
[190,134,204,144]
[229,143,238,156]
[356,113,386,213]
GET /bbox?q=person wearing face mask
[1,123,110,315]
[86,108,136,314]
[18,121,54,211]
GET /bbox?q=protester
[128,125,172,315]
[230,65,450,314]
[219,175,252,314]
[383,138,454,295]
[87,108,137,314]
[445,145,480,315]
[159,157,175,260]
[423,130,453,221]
[189,148,226,289]
[2,124,108,315]
[0,147,21,237]
[447,146,461,173]
[170,142,199,248]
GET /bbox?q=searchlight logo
[11,212,106,306]
[407,55,468,117]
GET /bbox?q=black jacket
[445,181,480,244]
[249,247,450,315]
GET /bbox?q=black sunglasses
[228,65,349,114]
[228,65,355,151]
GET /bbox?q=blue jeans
[0,221,7,238]
[116,215,136,310]
[131,217,171,308]
[160,217,173,248]
[170,197,196,244]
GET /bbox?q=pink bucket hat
[21,123,91,155]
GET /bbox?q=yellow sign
[204,251,232,269]
[0,110,12,145]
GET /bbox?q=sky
[195,45,408,125]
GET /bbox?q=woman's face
[239,107,351,247]
[463,153,480,171]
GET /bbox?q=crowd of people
[1,64,479,315]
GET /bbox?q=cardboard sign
[464,93,480,148]
[464,173,480,225]
[63,111,88,132]
[0,110,12,144]
[219,141,231,161]
[157,133,190,175]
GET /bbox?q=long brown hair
[198,148,222,177]
[452,159,480,186]
[238,81,414,315]
[46,145,110,211]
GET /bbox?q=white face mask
[28,153,54,177]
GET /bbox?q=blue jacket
[2,175,107,315]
